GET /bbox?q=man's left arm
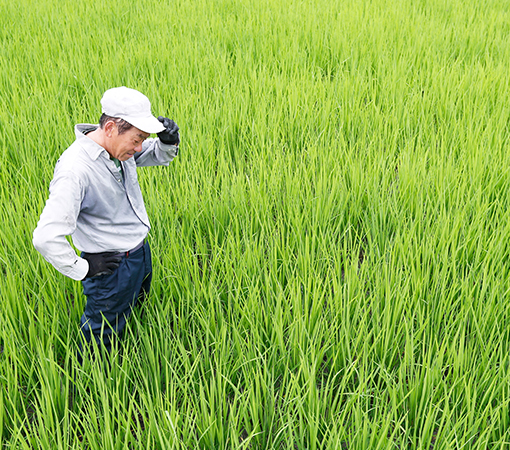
[135,117,180,167]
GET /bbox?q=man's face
[108,125,150,161]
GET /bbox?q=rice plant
[1,0,510,448]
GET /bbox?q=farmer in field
[33,87,179,362]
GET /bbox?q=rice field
[1,0,510,448]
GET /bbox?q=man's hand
[157,116,180,146]
[82,252,122,279]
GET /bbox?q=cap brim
[121,115,165,134]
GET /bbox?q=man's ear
[104,120,117,138]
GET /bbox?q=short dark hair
[99,114,133,135]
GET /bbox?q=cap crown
[101,87,150,118]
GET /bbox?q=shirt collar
[74,124,109,161]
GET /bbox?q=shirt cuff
[158,141,179,152]
[63,257,89,281]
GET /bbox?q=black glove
[157,116,180,145]
[82,252,122,279]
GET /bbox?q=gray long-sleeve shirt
[33,124,178,280]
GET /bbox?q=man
[33,86,180,360]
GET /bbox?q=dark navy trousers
[79,241,152,359]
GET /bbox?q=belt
[114,238,146,258]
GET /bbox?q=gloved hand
[82,252,122,279]
[157,116,180,145]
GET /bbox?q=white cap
[100,87,165,134]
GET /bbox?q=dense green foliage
[1,0,510,448]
